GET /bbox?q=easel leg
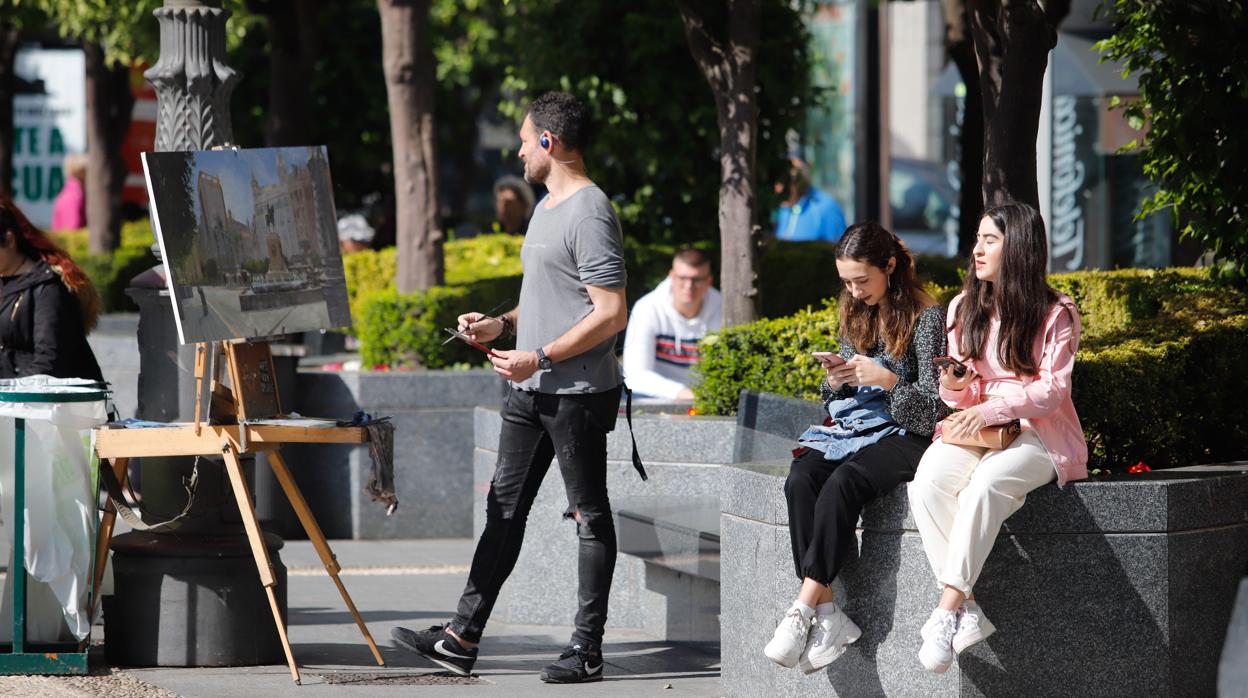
[221,444,301,684]
[267,450,386,666]
[90,457,129,620]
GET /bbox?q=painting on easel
[141,146,352,344]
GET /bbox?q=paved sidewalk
[0,539,720,697]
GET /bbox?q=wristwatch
[535,347,553,371]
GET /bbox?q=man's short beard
[524,159,550,185]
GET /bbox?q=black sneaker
[539,644,604,684]
[391,624,478,676]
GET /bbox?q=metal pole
[12,417,25,655]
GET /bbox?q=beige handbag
[941,418,1022,450]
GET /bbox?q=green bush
[351,233,967,367]
[694,267,1248,470]
[78,244,158,313]
[52,220,157,313]
[51,219,155,258]
[358,275,522,369]
[693,305,841,414]
[343,247,397,330]
[445,234,524,285]
[352,234,698,364]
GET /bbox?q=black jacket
[0,260,103,382]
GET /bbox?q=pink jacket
[937,292,1088,486]
[52,177,86,231]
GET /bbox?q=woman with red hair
[0,196,103,382]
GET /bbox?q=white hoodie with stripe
[622,277,722,399]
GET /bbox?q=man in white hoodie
[623,249,722,399]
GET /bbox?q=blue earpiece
[540,134,551,150]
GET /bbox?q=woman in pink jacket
[907,201,1087,674]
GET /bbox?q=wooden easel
[90,339,385,684]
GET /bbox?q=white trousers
[908,431,1056,595]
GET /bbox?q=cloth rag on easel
[343,411,397,515]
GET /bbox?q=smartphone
[932,355,968,377]
[443,327,500,358]
[811,351,847,368]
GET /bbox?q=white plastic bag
[0,377,107,642]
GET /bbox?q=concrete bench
[473,404,729,642]
[614,496,720,583]
[721,391,1248,697]
[611,495,721,641]
[1221,571,1248,694]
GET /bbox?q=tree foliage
[1097,1,1248,280]
[226,0,814,248]
[477,0,814,245]
[26,0,164,66]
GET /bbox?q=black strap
[623,383,647,481]
[99,457,200,532]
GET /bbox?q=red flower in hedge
[687,406,699,417]
[1128,462,1151,474]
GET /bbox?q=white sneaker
[797,604,862,674]
[953,600,996,654]
[764,607,811,668]
[918,608,959,674]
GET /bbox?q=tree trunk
[0,25,19,198]
[378,0,443,293]
[969,0,1056,210]
[942,0,984,255]
[680,0,760,327]
[84,43,134,254]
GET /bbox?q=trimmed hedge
[52,220,157,313]
[348,235,964,351]
[694,268,1248,471]
[351,233,969,370]
[343,246,397,331]
[445,233,523,284]
[358,275,522,369]
[352,234,693,366]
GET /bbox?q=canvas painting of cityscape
[142,146,351,344]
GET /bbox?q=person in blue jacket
[774,156,847,243]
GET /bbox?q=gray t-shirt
[514,185,626,393]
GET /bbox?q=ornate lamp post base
[108,1,288,668]
[104,532,286,666]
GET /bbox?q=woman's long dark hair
[953,201,1057,376]
[836,222,934,358]
[0,195,100,332]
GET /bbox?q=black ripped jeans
[451,385,621,648]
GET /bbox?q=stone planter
[278,368,508,539]
[472,404,730,640]
[721,458,1248,697]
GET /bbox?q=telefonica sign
[1050,95,1086,271]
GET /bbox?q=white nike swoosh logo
[585,662,602,675]
[434,640,474,659]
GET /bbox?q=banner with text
[12,48,86,230]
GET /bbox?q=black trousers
[451,385,621,648]
[785,432,929,585]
